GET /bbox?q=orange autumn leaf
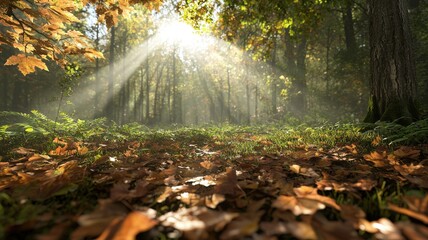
[363,151,388,167]
[97,211,158,240]
[5,54,48,75]
[393,146,420,160]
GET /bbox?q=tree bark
[342,0,357,54]
[364,0,419,124]
[271,38,278,116]
[145,40,150,123]
[94,23,101,117]
[107,26,116,121]
[285,30,307,117]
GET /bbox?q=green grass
[1,111,427,239]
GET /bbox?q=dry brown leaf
[287,221,317,240]
[72,200,128,240]
[396,222,428,240]
[205,194,225,209]
[215,167,244,196]
[340,205,377,233]
[403,195,428,213]
[388,203,428,224]
[294,186,341,210]
[371,218,404,240]
[372,135,382,146]
[260,221,289,236]
[220,211,263,240]
[273,195,325,215]
[394,147,421,160]
[311,214,361,240]
[97,211,158,240]
[110,180,150,201]
[200,160,214,170]
[13,147,37,155]
[364,151,388,167]
[179,192,203,206]
[160,207,237,240]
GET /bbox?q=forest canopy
[0,0,427,124]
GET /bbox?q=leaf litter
[0,133,427,239]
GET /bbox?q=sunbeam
[58,15,274,124]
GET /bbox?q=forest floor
[1,119,428,240]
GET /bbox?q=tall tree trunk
[271,38,278,116]
[167,63,172,123]
[295,35,307,114]
[145,40,150,123]
[325,26,332,93]
[107,26,116,121]
[255,83,259,120]
[94,23,101,117]
[364,0,419,124]
[197,68,216,122]
[227,67,231,122]
[285,30,308,117]
[139,67,144,122]
[153,64,165,123]
[342,0,357,54]
[245,67,251,125]
[119,29,128,124]
[1,73,8,111]
[171,47,182,124]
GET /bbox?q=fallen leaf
[260,221,288,236]
[294,186,341,210]
[205,194,225,209]
[371,218,404,240]
[160,207,237,240]
[388,204,428,224]
[396,222,428,240]
[311,214,361,240]
[364,151,388,167]
[394,147,420,160]
[186,176,216,187]
[273,195,325,215]
[97,211,158,240]
[220,211,263,240]
[215,168,244,196]
[287,221,317,240]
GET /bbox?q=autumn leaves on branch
[0,0,162,76]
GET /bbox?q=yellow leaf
[5,54,49,75]
[371,135,382,146]
[84,48,104,61]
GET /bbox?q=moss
[364,96,419,125]
[364,95,381,123]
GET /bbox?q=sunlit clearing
[157,19,206,50]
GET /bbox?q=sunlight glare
[157,19,204,50]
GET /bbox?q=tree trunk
[271,38,278,116]
[1,73,8,111]
[342,0,357,54]
[227,67,231,122]
[285,30,307,117]
[145,41,150,123]
[94,23,101,117]
[364,0,419,124]
[107,26,116,121]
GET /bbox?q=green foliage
[364,118,428,145]
[0,111,108,154]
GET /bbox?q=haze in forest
[1,0,427,125]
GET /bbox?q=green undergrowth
[1,111,426,154]
[1,111,428,239]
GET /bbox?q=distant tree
[364,0,419,123]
